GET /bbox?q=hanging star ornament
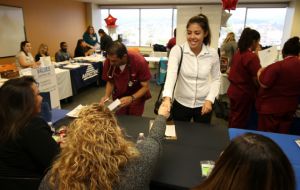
[104,14,117,28]
[221,0,238,12]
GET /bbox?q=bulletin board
[0,5,26,57]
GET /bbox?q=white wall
[176,5,222,49]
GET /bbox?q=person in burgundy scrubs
[256,37,300,134]
[100,41,151,116]
[227,28,261,129]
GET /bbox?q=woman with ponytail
[227,28,261,129]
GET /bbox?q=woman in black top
[0,76,59,187]
[35,43,50,62]
[74,39,94,57]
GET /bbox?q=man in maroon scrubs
[100,41,151,116]
[256,37,300,133]
[227,28,261,129]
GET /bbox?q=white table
[55,68,72,100]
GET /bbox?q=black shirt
[0,116,59,178]
[100,34,113,52]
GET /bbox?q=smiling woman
[162,14,221,123]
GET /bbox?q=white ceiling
[76,0,292,6]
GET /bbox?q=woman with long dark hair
[0,76,59,186]
[15,40,40,69]
[227,28,261,129]
[193,133,295,190]
[162,14,221,123]
[74,39,94,57]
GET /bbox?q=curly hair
[48,104,139,190]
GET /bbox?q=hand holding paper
[107,99,121,111]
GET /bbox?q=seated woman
[35,43,50,62]
[74,39,95,57]
[83,25,98,48]
[193,133,295,190]
[15,40,40,69]
[0,76,59,187]
[39,102,170,190]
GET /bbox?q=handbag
[154,45,183,115]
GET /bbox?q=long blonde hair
[223,32,236,44]
[37,43,49,56]
[49,104,139,190]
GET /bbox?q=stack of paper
[63,64,81,69]
[66,104,86,117]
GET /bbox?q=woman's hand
[158,101,170,119]
[119,96,133,108]
[162,97,172,112]
[201,100,212,115]
[99,96,110,106]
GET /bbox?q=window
[219,7,287,47]
[109,9,139,46]
[99,8,177,46]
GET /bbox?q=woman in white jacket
[162,14,221,123]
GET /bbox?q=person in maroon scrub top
[256,37,300,134]
[227,28,261,129]
[100,41,151,116]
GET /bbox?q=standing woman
[0,76,59,188]
[227,28,261,129]
[162,14,221,123]
[220,32,237,71]
[35,43,50,62]
[15,40,40,69]
[256,37,300,133]
[83,25,98,48]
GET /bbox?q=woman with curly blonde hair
[39,102,170,190]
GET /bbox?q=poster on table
[31,65,60,109]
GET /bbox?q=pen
[103,98,110,103]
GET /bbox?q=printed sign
[32,65,60,108]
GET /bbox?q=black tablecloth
[54,115,229,189]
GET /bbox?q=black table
[117,116,229,189]
[54,114,229,189]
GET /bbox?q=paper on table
[107,99,121,111]
[63,64,81,69]
[66,104,86,117]
[149,120,177,140]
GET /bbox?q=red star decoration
[221,0,238,12]
[104,14,117,27]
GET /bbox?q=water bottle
[136,133,145,144]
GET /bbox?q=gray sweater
[39,115,166,190]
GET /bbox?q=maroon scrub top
[102,51,152,101]
[256,56,300,114]
[228,50,261,98]
[227,50,261,129]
